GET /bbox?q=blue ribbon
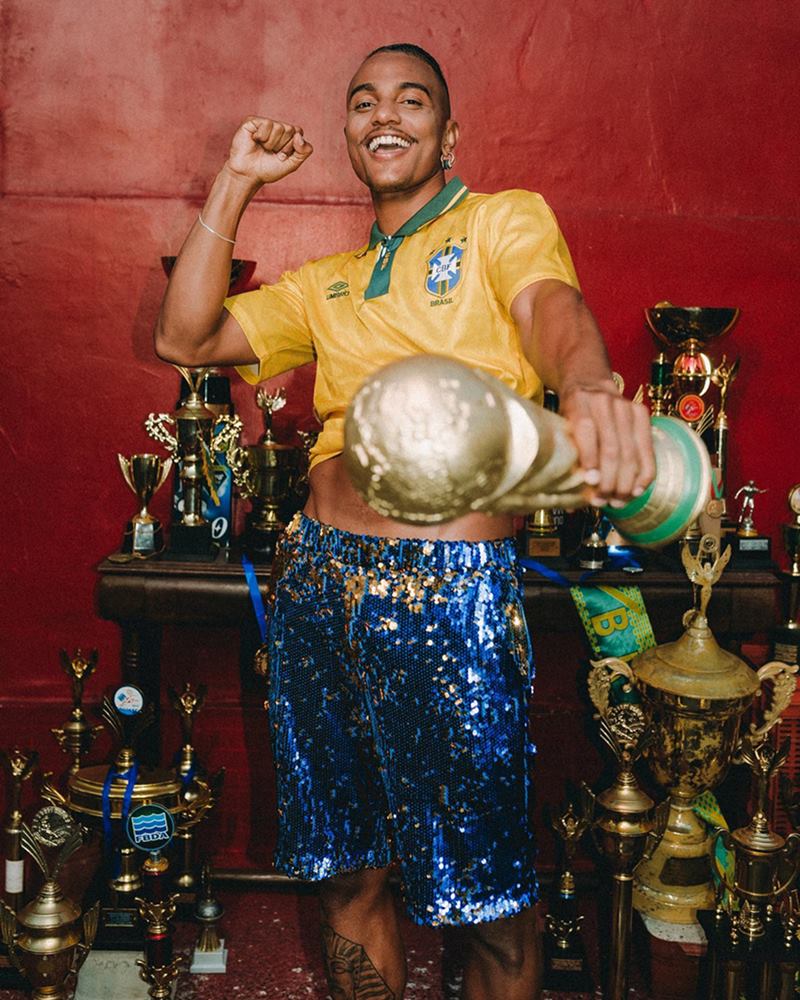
[101,761,138,872]
[242,553,267,643]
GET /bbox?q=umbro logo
[326,280,350,300]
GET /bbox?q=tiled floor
[0,886,652,999]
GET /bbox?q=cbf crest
[426,242,464,297]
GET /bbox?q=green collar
[364,176,469,300]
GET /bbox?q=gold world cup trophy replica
[344,355,712,551]
[589,535,798,925]
[229,387,301,561]
[145,367,241,559]
[0,813,99,1000]
[645,304,740,535]
[772,483,800,665]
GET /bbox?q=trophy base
[542,937,594,992]
[524,532,564,561]
[93,904,143,950]
[0,949,26,991]
[164,522,217,560]
[772,623,800,666]
[730,534,773,567]
[121,518,164,558]
[244,516,284,563]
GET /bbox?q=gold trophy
[0,814,99,1000]
[713,737,800,998]
[773,483,800,665]
[50,649,104,776]
[189,861,228,973]
[733,479,772,564]
[542,801,593,992]
[1,747,38,912]
[145,367,241,558]
[582,704,668,1000]
[229,388,300,561]
[114,453,172,559]
[588,535,798,924]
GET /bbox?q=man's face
[344,51,457,195]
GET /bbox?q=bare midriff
[305,454,515,542]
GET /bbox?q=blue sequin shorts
[266,512,537,926]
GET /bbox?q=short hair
[365,43,451,118]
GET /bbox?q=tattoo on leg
[321,924,396,999]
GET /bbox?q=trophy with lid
[145,367,242,558]
[588,535,798,924]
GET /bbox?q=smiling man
[154,43,654,1000]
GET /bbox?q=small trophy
[732,479,772,564]
[525,389,565,560]
[115,453,172,559]
[51,648,104,776]
[189,861,228,973]
[646,353,673,417]
[229,388,300,561]
[772,483,800,665]
[542,801,593,992]
[146,367,242,558]
[0,814,99,1000]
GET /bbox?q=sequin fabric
[266,512,538,926]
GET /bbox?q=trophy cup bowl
[161,256,256,294]
[229,441,299,561]
[117,453,172,557]
[644,306,740,350]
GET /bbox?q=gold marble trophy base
[633,798,715,923]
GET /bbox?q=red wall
[2,1,799,868]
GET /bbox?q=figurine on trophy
[732,479,772,565]
[0,814,99,1000]
[228,387,300,561]
[112,453,173,560]
[145,366,242,559]
[710,355,739,521]
[51,649,104,777]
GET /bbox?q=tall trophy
[145,367,241,558]
[588,535,798,924]
[713,737,800,997]
[0,815,99,1000]
[644,304,740,520]
[229,388,300,561]
[582,705,667,1000]
[542,801,593,992]
[114,453,172,559]
[51,649,104,776]
[1,747,38,912]
[773,483,800,665]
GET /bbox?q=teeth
[368,135,411,152]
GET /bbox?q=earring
[440,152,455,170]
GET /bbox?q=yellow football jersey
[226,178,579,469]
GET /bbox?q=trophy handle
[773,832,800,898]
[117,454,135,493]
[40,771,70,808]
[144,413,179,457]
[587,657,634,719]
[73,900,100,974]
[155,457,173,493]
[228,443,256,499]
[640,798,671,864]
[750,661,799,742]
[210,414,244,460]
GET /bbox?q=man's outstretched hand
[226,116,313,186]
[559,380,656,508]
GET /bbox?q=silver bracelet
[197,212,236,245]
